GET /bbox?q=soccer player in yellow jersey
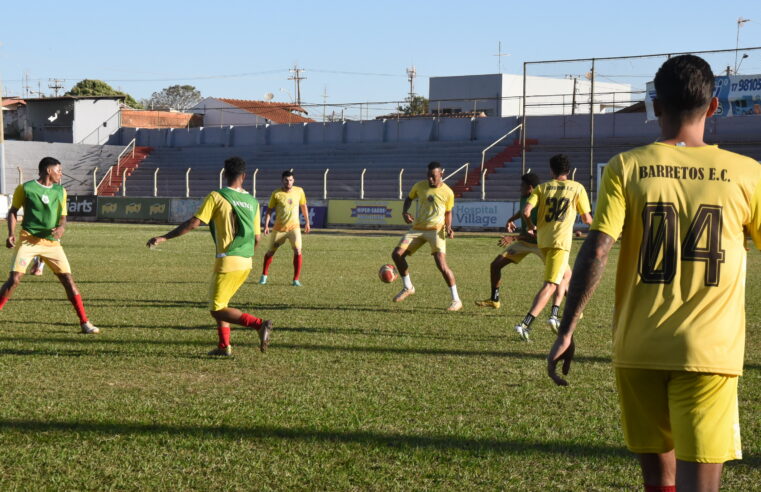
[547,55,761,491]
[259,170,310,287]
[147,157,272,357]
[515,154,592,340]
[0,157,99,334]
[391,161,461,311]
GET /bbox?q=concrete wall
[191,98,266,127]
[27,100,75,143]
[74,99,121,145]
[429,74,502,116]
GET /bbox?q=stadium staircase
[450,139,537,197]
[96,146,153,196]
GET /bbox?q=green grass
[0,222,759,491]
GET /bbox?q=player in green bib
[1,157,99,333]
[147,157,272,356]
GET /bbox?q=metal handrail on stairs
[442,162,469,185]
[480,123,523,174]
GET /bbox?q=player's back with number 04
[593,141,761,375]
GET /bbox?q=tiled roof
[2,98,26,107]
[217,98,314,124]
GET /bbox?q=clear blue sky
[2,0,760,119]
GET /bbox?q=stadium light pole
[735,18,751,73]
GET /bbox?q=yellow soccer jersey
[409,180,455,231]
[268,186,306,232]
[527,179,590,250]
[593,142,761,375]
[195,189,261,258]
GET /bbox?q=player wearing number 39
[547,55,761,491]
[514,154,592,340]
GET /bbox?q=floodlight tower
[406,66,416,101]
[735,17,751,74]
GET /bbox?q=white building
[429,74,631,117]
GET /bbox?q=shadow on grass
[0,418,632,458]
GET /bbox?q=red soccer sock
[70,294,88,323]
[238,313,263,330]
[293,253,302,281]
[262,254,274,276]
[0,296,8,310]
[645,485,676,492]
[217,325,231,348]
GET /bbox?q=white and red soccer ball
[378,264,398,283]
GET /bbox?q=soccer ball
[378,264,398,283]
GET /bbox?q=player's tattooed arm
[6,207,19,248]
[401,197,414,224]
[146,217,202,247]
[547,230,615,386]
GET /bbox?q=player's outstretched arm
[6,207,19,249]
[401,197,414,224]
[547,230,615,386]
[147,217,202,248]
[51,216,67,240]
[300,203,311,234]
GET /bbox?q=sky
[2,0,760,119]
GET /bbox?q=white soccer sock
[450,285,460,302]
[402,275,413,290]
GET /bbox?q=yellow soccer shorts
[615,368,742,463]
[396,228,446,255]
[11,231,71,275]
[267,228,302,252]
[500,240,544,264]
[541,248,569,284]
[208,256,253,311]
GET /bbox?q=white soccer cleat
[392,287,415,303]
[514,322,530,342]
[548,316,560,334]
[80,321,100,334]
[447,299,463,312]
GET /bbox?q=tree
[397,95,429,115]
[66,79,143,109]
[144,85,202,111]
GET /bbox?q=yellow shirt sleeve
[11,185,25,209]
[253,202,261,236]
[591,156,626,240]
[268,192,277,210]
[526,187,540,207]
[748,179,761,250]
[408,182,420,200]
[299,188,306,206]
[445,189,454,212]
[61,188,68,217]
[194,192,218,225]
[575,185,591,215]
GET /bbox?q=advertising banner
[169,198,204,223]
[646,74,761,120]
[452,201,519,228]
[97,197,171,221]
[67,195,97,218]
[327,200,406,226]
[261,205,327,229]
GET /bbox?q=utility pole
[48,78,64,97]
[406,66,416,101]
[288,65,306,107]
[322,86,328,123]
[735,17,751,73]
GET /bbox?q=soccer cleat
[392,287,416,302]
[548,316,560,334]
[475,299,501,309]
[31,258,44,276]
[292,280,302,287]
[447,299,463,312]
[258,320,273,352]
[259,275,268,285]
[80,321,100,334]
[514,322,530,342]
[208,345,233,357]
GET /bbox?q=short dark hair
[549,154,571,176]
[38,157,61,177]
[427,161,442,171]
[521,172,540,188]
[654,55,715,121]
[223,157,246,180]
[282,170,294,179]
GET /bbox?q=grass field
[0,222,759,491]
